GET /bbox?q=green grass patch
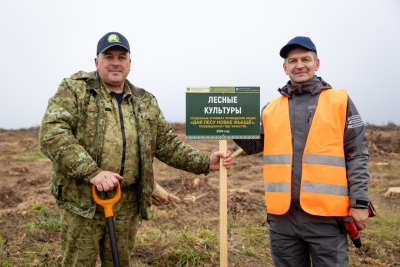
[146,208,158,221]
[201,216,220,223]
[135,235,147,244]
[160,222,178,231]
[239,246,260,258]
[369,164,400,175]
[171,229,218,266]
[367,186,388,194]
[134,226,220,266]
[0,204,61,266]
[365,208,400,241]
[230,220,269,248]
[27,204,60,231]
[0,151,47,161]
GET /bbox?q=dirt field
[0,123,399,266]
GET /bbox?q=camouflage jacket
[39,71,210,220]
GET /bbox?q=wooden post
[219,140,228,266]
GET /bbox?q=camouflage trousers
[59,186,141,267]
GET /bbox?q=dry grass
[0,123,400,266]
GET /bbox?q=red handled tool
[343,201,377,253]
[343,216,362,249]
[92,182,121,267]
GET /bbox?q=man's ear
[315,58,320,71]
[94,57,99,70]
[283,62,288,75]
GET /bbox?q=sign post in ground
[186,86,260,266]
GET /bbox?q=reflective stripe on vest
[262,89,349,216]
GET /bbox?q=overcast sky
[1,0,399,129]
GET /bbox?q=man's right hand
[90,171,123,192]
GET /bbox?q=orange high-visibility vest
[262,89,349,216]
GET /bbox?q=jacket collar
[278,76,332,98]
[80,71,146,98]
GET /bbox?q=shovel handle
[92,182,121,218]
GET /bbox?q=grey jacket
[234,76,370,210]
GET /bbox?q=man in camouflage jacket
[39,31,231,266]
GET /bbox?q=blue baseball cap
[96,32,130,55]
[279,36,317,58]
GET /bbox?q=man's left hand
[349,207,369,230]
[150,181,181,206]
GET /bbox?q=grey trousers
[268,207,348,267]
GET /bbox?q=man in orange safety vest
[234,36,370,267]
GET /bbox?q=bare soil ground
[0,123,399,266]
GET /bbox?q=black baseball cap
[96,32,130,55]
[279,36,317,58]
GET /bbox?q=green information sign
[186,86,260,140]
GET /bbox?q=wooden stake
[219,140,228,266]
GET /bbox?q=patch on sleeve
[347,115,364,129]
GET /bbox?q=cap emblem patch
[107,34,121,43]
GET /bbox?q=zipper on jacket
[117,101,126,176]
[306,110,313,132]
[307,110,312,124]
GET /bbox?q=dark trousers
[268,207,348,267]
